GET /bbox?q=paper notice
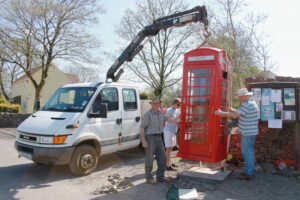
[252,88,261,101]
[271,89,282,102]
[262,96,270,105]
[268,119,282,128]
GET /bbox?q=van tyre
[69,145,98,176]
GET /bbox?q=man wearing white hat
[215,88,259,180]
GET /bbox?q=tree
[64,65,100,82]
[116,0,205,98]
[0,0,103,110]
[0,60,9,100]
[197,0,272,103]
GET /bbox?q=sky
[95,0,300,79]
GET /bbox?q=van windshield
[42,87,96,112]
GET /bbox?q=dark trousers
[145,134,166,180]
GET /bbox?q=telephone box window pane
[222,80,228,88]
[189,87,210,96]
[191,69,211,77]
[190,97,210,105]
[222,89,227,98]
[192,116,209,124]
[191,106,209,115]
[191,125,207,134]
[222,99,227,106]
[190,135,208,144]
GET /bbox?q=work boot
[238,173,254,180]
[166,166,177,171]
[156,176,171,183]
[146,178,157,184]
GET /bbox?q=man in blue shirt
[215,88,259,180]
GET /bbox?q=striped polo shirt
[237,99,259,136]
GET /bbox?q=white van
[15,82,142,175]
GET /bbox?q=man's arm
[215,109,240,118]
[140,128,148,148]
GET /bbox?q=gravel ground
[170,159,300,200]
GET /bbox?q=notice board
[248,82,298,126]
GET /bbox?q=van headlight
[40,136,54,144]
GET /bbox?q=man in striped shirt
[215,88,259,180]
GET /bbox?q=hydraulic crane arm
[106,6,208,82]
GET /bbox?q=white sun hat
[237,88,253,97]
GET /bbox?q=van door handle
[116,118,122,124]
[135,117,140,122]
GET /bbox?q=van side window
[122,89,137,110]
[98,88,119,111]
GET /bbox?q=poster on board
[251,88,261,101]
[271,89,282,102]
[261,103,275,121]
[284,88,295,106]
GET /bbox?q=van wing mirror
[88,103,108,118]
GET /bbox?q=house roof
[64,73,80,83]
[13,66,80,84]
[13,66,42,83]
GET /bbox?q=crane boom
[106,6,208,82]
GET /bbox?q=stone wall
[228,122,296,165]
[0,113,31,128]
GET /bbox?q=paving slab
[180,167,232,183]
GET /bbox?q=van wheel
[69,145,98,176]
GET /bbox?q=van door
[121,88,140,145]
[90,87,122,149]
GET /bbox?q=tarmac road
[1,129,300,200]
[0,129,171,200]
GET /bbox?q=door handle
[116,118,122,124]
[135,117,140,122]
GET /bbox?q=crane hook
[197,24,211,48]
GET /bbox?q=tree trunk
[34,87,42,111]
[0,71,9,101]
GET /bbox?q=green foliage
[139,92,149,100]
[0,97,9,104]
[0,102,22,113]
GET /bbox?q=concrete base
[180,167,232,184]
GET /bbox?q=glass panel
[189,87,210,96]
[190,97,210,105]
[122,89,137,110]
[191,106,209,115]
[222,99,227,106]
[222,89,227,98]
[190,69,211,77]
[101,88,119,111]
[42,87,96,112]
[222,80,228,88]
[191,78,211,87]
[192,115,209,124]
[190,135,208,144]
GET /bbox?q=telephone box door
[180,67,213,157]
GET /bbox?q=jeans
[145,134,166,180]
[241,135,256,175]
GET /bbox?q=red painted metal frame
[177,47,231,162]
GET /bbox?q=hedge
[0,103,22,113]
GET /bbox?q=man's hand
[215,109,224,115]
[141,139,148,148]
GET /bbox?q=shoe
[156,177,170,183]
[166,166,177,171]
[146,178,157,184]
[238,173,254,180]
[171,163,178,168]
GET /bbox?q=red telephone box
[177,47,231,162]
